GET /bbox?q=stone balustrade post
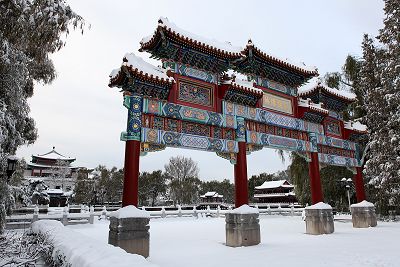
[225,205,260,247]
[304,202,334,235]
[350,201,377,228]
[89,206,94,224]
[108,205,150,258]
[62,206,69,226]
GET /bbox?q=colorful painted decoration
[182,121,210,136]
[222,101,324,134]
[246,130,315,152]
[216,152,237,164]
[122,95,142,141]
[316,134,357,151]
[262,91,293,115]
[328,110,343,120]
[324,118,342,137]
[235,117,246,142]
[143,98,237,129]
[318,153,360,167]
[256,77,297,96]
[141,127,239,153]
[162,61,218,84]
[178,80,213,107]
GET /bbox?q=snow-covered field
[67,216,399,267]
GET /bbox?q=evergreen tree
[362,0,400,215]
[138,170,167,206]
[73,170,93,204]
[0,0,84,234]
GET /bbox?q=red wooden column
[354,166,366,202]
[122,140,141,207]
[308,152,324,204]
[234,142,249,207]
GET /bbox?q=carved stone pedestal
[225,205,260,247]
[108,206,150,258]
[351,201,377,228]
[305,202,334,235]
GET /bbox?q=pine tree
[362,0,400,215]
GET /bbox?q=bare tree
[164,156,200,205]
[164,156,199,182]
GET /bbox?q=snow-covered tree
[362,0,400,215]
[50,159,70,190]
[0,0,84,233]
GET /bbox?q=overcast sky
[16,0,384,181]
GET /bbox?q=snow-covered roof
[200,191,223,198]
[255,180,294,190]
[254,193,296,198]
[63,191,74,197]
[344,121,368,133]
[140,17,242,57]
[244,39,318,74]
[298,98,329,114]
[222,78,264,95]
[46,188,64,195]
[298,77,357,101]
[26,177,44,183]
[27,162,77,169]
[33,147,75,161]
[109,52,174,85]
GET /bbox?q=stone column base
[108,217,150,258]
[305,203,334,235]
[351,202,377,228]
[225,213,260,247]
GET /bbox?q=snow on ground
[68,216,399,267]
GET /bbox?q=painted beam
[143,98,237,129]
[222,101,324,134]
[141,127,238,154]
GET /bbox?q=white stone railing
[6,205,305,229]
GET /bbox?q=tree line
[74,156,235,206]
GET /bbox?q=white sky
[16,0,384,181]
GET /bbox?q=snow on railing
[7,205,304,230]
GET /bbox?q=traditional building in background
[200,191,224,204]
[254,180,298,207]
[23,147,92,206]
[108,17,368,208]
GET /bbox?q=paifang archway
[108,17,367,208]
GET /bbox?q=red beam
[308,152,324,204]
[354,167,366,202]
[122,140,140,207]
[234,142,249,207]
